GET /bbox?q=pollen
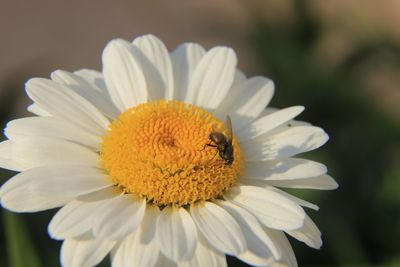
[100,100,243,207]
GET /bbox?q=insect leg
[209,149,219,161]
[200,143,217,151]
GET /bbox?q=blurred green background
[0,0,399,266]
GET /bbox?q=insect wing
[225,115,233,144]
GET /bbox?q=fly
[206,115,234,165]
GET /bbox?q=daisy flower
[0,34,338,267]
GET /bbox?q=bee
[206,115,234,165]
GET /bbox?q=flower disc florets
[100,100,243,206]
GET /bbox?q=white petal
[266,174,339,190]
[140,205,161,244]
[243,158,327,181]
[271,186,320,211]
[112,206,161,267]
[190,201,246,255]
[77,186,121,202]
[0,189,70,212]
[48,199,106,240]
[257,108,278,117]
[217,200,281,260]
[113,233,159,267]
[178,233,227,267]
[0,165,112,212]
[286,215,322,249]
[74,69,107,90]
[112,232,160,267]
[211,69,246,121]
[217,76,275,131]
[112,205,160,267]
[186,47,237,109]
[156,206,198,262]
[5,117,101,149]
[29,166,112,197]
[0,140,24,171]
[102,39,147,111]
[133,34,174,100]
[238,180,320,211]
[264,229,298,267]
[110,243,124,267]
[207,69,247,120]
[258,106,308,120]
[110,242,126,267]
[238,251,275,267]
[224,186,305,230]
[0,165,105,198]
[171,43,206,101]
[232,69,247,86]
[74,69,120,117]
[239,179,320,211]
[27,103,50,116]
[11,137,99,169]
[154,254,176,267]
[51,70,119,118]
[236,106,304,141]
[61,238,115,267]
[254,119,312,138]
[93,194,146,240]
[242,126,329,161]
[25,78,109,136]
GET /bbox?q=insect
[206,115,234,165]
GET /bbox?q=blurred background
[0,0,399,266]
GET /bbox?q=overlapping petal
[25,78,109,136]
[0,165,113,212]
[49,199,107,240]
[112,206,160,267]
[236,106,304,141]
[186,46,237,109]
[286,215,322,249]
[218,200,281,260]
[264,229,298,267]
[102,39,148,111]
[27,103,50,116]
[266,174,339,190]
[156,206,198,262]
[5,117,101,149]
[51,70,120,118]
[61,238,116,267]
[178,233,227,267]
[225,186,306,230]
[216,76,275,131]
[112,232,160,267]
[237,180,320,211]
[0,140,24,171]
[171,43,206,102]
[73,69,107,93]
[10,136,99,169]
[93,194,146,240]
[132,34,174,100]
[242,126,329,161]
[190,201,246,255]
[243,158,327,181]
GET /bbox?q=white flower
[0,34,338,267]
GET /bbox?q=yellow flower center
[100,100,243,207]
